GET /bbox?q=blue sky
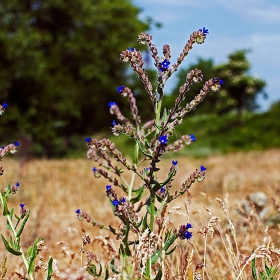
[133,0,280,111]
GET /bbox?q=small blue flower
[76,209,81,214]
[219,78,224,85]
[160,59,170,72]
[200,165,207,172]
[117,85,125,93]
[111,120,116,127]
[160,187,165,193]
[106,185,112,192]
[172,160,178,166]
[186,223,193,229]
[120,197,126,203]
[20,203,25,209]
[159,135,168,144]
[2,102,8,108]
[13,141,20,147]
[16,182,20,187]
[184,231,193,240]
[127,47,136,52]
[108,101,117,108]
[199,27,209,35]
[92,167,97,172]
[112,199,119,207]
[190,134,196,142]
[84,137,91,143]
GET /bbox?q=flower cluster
[0,102,8,115]
[178,223,193,240]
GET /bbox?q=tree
[0,0,150,156]
[168,50,266,123]
[215,50,266,123]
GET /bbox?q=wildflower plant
[0,106,54,279]
[79,27,224,279]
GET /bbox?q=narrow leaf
[46,257,53,280]
[0,234,22,256]
[16,211,30,238]
[251,258,258,280]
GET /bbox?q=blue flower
[186,223,193,229]
[13,141,20,147]
[84,137,91,143]
[159,135,168,144]
[2,102,8,108]
[20,203,25,209]
[112,199,119,206]
[106,185,112,192]
[190,134,196,142]
[111,120,116,127]
[172,160,178,166]
[127,47,136,52]
[184,231,193,240]
[117,85,125,93]
[108,101,117,108]
[76,209,81,214]
[160,187,165,193]
[92,167,97,172]
[159,59,170,72]
[16,182,20,187]
[178,223,193,240]
[199,27,209,35]
[219,78,224,85]
[120,197,126,203]
[200,165,207,172]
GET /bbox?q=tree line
[0,0,266,157]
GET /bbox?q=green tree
[215,50,266,123]
[0,0,150,156]
[168,50,266,123]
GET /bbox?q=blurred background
[0,0,279,158]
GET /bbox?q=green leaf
[137,140,152,159]
[108,225,117,235]
[1,194,9,216]
[16,211,30,238]
[142,212,148,231]
[133,143,139,165]
[162,108,167,124]
[120,183,128,193]
[28,237,39,274]
[252,258,258,280]
[104,265,109,280]
[151,250,162,264]
[0,234,22,256]
[46,257,53,280]
[130,186,144,204]
[87,263,102,277]
[164,233,177,253]
[110,258,119,274]
[154,122,163,130]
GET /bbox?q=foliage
[0,0,151,156]
[168,50,266,122]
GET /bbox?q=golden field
[1,149,280,279]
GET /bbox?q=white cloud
[214,0,280,23]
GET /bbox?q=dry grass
[1,149,280,279]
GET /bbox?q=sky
[132,0,280,111]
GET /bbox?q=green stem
[145,193,156,279]
[6,215,34,280]
[128,142,139,200]
[0,192,34,280]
